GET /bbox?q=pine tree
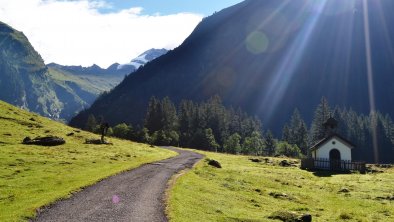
[161,97,178,131]
[142,95,265,155]
[224,133,242,154]
[145,97,161,132]
[310,97,331,144]
[297,122,309,155]
[373,113,394,163]
[138,127,150,144]
[178,100,196,147]
[204,95,228,146]
[203,128,220,152]
[282,124,291,142]
[166,130,180,146]
[282,109,309,155]
[84,114,97,132]
[290,109,309,155]
[332,107,347,136]
[243,131,264,155]
[264,130,276,156]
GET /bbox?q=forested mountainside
[70,0,394,133]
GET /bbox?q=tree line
[84,96,394,163]
[301,97,393,163]
[84,96,301,157]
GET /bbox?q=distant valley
[45,48,168,120]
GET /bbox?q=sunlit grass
[168,150,394,221]
[0,100,177,221]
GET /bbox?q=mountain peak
[117,48,168,70]
[90,64,101,69]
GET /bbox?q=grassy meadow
[168,151,394,222]
[0,101,177,221]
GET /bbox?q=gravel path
[33,147,203,222]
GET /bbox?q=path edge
[30,146,179,222]
[164,149,205,221]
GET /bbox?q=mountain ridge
[47,48,168,77]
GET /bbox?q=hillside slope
[70,0,394,132]
[0,21,92,121]
[0,100,176,221]
[0,21,62,118]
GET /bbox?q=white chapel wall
[315,138,352,161]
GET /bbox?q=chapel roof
[310,133,355,151]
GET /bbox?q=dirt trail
[33,147,203,222]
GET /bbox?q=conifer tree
[142,95,266,155]
[161,97,178,131]
[178,100,196,147]
[138,127,150,144]
[282,124,291,142]
[264,130,276,156]
[372,113,394,163]
[203,128,220,152]
[297,122,309,155]
[85,114,97,132]
[224,133,242,154]
[290,109,309,155]
[310,97,331,144]
[145,97,161,132]
[282,109,309,155]
[243,131,264,155]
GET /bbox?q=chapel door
[329,149,341,170]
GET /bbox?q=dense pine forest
[84,96,394,163]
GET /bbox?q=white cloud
[0,0,203,68]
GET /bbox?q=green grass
[168,151,394,222]
[0,100,177,221]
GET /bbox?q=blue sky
[102,0,244,16]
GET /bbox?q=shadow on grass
[307,170,353,177]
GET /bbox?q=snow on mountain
[48,48,168,76]
[117,48,168,70]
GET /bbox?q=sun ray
[362,0,378,163]
[192,0,292,98]
[258,0,329,119]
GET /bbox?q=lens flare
[245,31,269,54]
[112,195,120,204]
